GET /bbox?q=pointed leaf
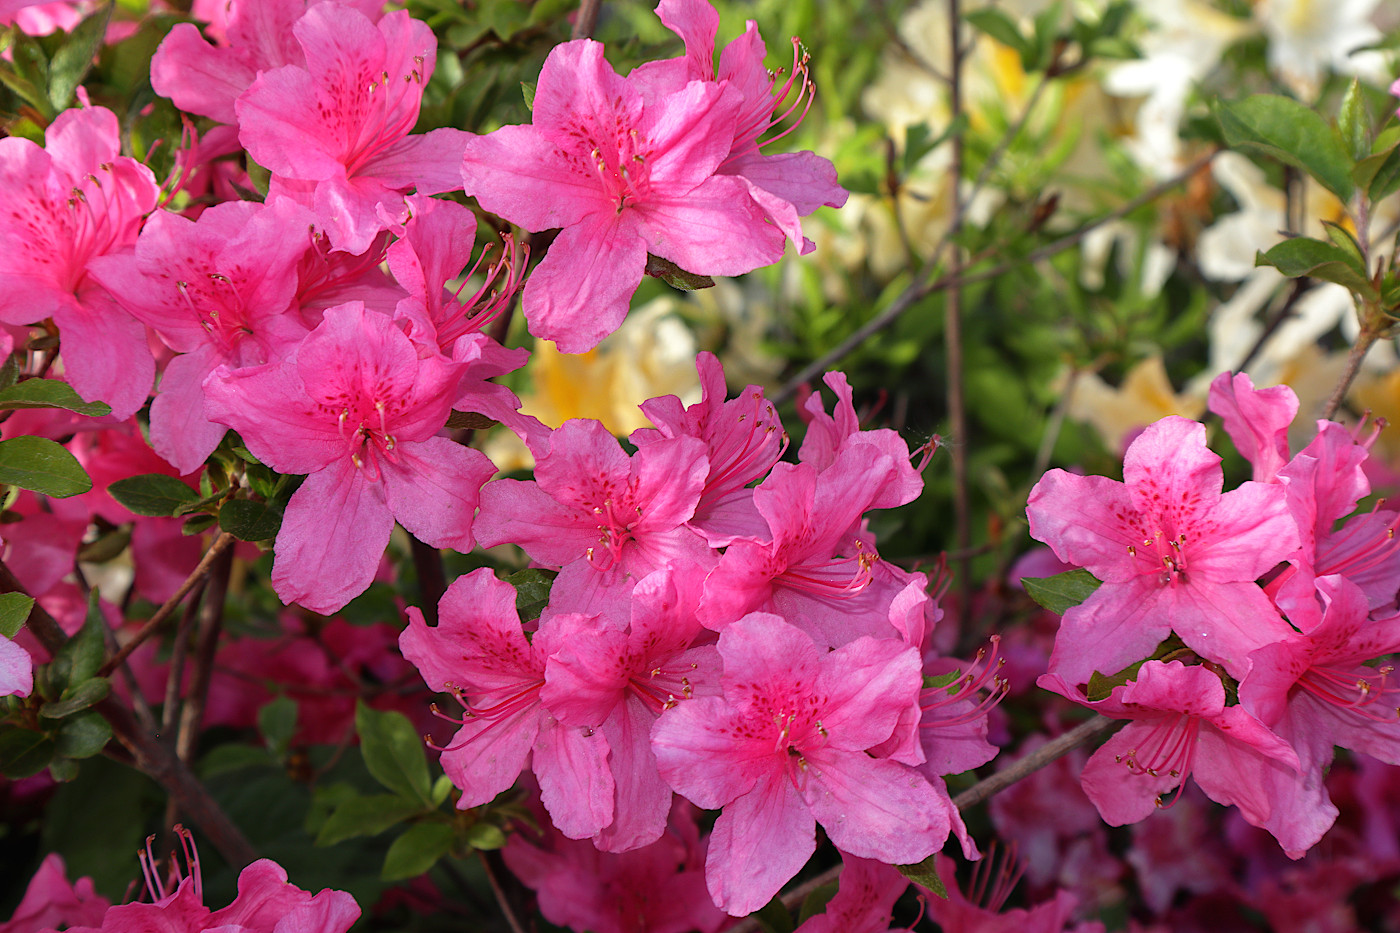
[896,854,948,899]
[1218,95,1355,201]
[356,701,433,806]
[964,8,1029,56]
[53,711,111,759]
[0,728,55,779]
[47,2,113,111]
[1337,78,1370,163]
[0,379,111,416]
[1361,143,1400,202]
[0,592,34,640]
[381,821,454,881]
[109,473,200,517]
[0,436,92,497]
[1022,568,1102,615]
[218,497,284,542]
[40,677,110,719]
[318,794,424,846]
[1256,237,1375,295]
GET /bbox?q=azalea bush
[3,0,1400,931]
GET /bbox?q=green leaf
[1255,237,1375,295]
[218,498,284,542]
[463,822,506,851]
[0,436,92,498]
[748,895,795,933]
[1321,221,1369,276]
[0,379,112,416]
[51,591,106,690]
[506,568,554,622]
[47,756,78,782]
[182,514,218,536]
[431,773,453,807]
[902,115,968,174]
[0,728,55,779]
[53,711,111,759]
[964,8,1029,56]
[108,473,200,517]
[318,793,424,846]
[644,254,715,291]
[0,353,21,391]
[0,592,34,640]
[381,821,454,881]
[923,669,962,690]
[896,854,948,898]
[1021,568,1102,615]
[521,80,535,111]
[1362,144,1400,202]
[40,677,110,719]
[1337,78,1370,163]
[46,2,112,110]
[1217,95,1355,201]
[257,695,298,757]
[796,881,840,925]
[1087,658,1147,701]
[356,701,432,806]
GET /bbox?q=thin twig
[775,152,1218,404]
[98,532,236,677]
[175,545,235,766]
[571,0,600,39]
[945,0,971,616]
[1321,329,1380,421]
[161,578,208,736]
[479,851,529,933]
[0,561,256,868]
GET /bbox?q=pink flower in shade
[87,197,312,474]
[0,854,109,933]
[0,635,33,698]
[632,351,786,546]
[792,854,909,933]
[0,106,159,419]
[203,301,495,614]
[459,38,786,353]
[1207,371,1298,483]
[651,612,953,917]
[540,564,721,852]
[921,853,1085,933]
[294,228,405,324]
[503,795,727,933]
[1026,416,1299,683]
[1238,575,1400,857]
[60,830,359,933]
[151,0,384,126]
[399,568,615,841]
[1040,661,1301,835]
[474,418,713,615]
[236,6,468,254]
[635,0,848,252]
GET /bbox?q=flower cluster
[1029,373,1400,858]
[400,354,999,918]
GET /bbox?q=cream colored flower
[1066,355,1207,453]
[1255,0,1389,100]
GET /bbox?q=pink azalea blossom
[87,197,312,473]
[237,6,468,254]
[0,106,159,418]
[792,854,908,933]
[1041,661,1301,836]
[203,301,495,613]
[399,568,615,840]
[1,854,109,933]
[459,38,786,352]
[651,612,952,916]
[636,0,848,252]
[1026,416,1298,682]
[1207,371,1297,483]
[474,418,712,614]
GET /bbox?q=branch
[99,532,236,677]
[571,0,600,39]
[0,559,256,868]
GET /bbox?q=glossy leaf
[0,436,92,498]
[1022,568,1102,615]
[1218,95,1355,202]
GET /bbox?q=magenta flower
[0,106,159,419]
[203,301,495,613]
[459,38,786,352]
[399,568,615,840]
[236,6,468,254]
[0,854,108,933]
[474,418,712,614]
[651,612,951,916]
[1026,416,1299,682]
[87,198,312,473]
[1239,575,1400,856]
[1041,661,1300,832]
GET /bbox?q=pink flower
[651,612,952,916]
[459,39,786,352]
[236,6,468,254]
[203,301,495,613]
[0,106,159,418]
[1026,416,1298,682]
[1,854,108,933]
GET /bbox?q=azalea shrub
[3,0,1400,931]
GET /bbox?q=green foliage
[896,853,948,898]
[1022,569,1103,615]
[356,702,434,807]
[0,436,92,498]
[0,592,34,640]
[1217,94,1355,202]
[0,378,112,416]
[109,473,202,517]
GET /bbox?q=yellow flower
[1067,355,1206,453]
